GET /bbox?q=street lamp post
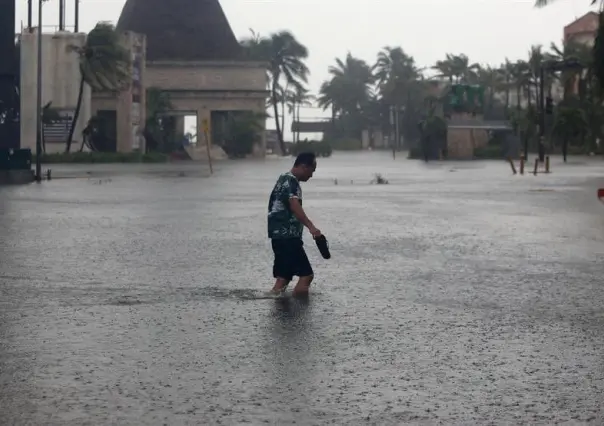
[35,0,43,182]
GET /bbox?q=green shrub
[330,138,361,150]
[407,146,423,159]
[290,140,332,157]
[36,151,168,164]
[473,145,504,159]
[220,111,265,158]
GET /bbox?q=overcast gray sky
[15,0,599,135]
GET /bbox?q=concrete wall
[446,112,489,159]
[158,80,268,156]
[20,30,91,153]
[92,57,268,155]
[145,61,268,92]
[564,12,598,45]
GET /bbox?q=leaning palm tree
[267,31,309,154]
[433,53,479,84]
[241,30,309,154]
[316,79,342,121]
[327,53,375,116]
[65,22,131,153]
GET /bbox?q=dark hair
[293,152,316,167]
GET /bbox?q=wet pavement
[1,152,604,425]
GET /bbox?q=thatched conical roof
[116,0,242,61]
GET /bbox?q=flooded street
[1,152,604,424]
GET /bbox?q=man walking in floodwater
[267,152,321,296]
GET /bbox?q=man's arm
[288,197,314,230]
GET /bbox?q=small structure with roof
[447,114,515,159]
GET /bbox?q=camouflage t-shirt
[267,172,303,239]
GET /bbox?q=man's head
[291,152,317,182]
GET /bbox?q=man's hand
[309,226,322,238]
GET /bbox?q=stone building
[564,11,599,46]
[94,0,270,157]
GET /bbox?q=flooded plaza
[1,152,603,424]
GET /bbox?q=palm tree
[287,87,314,143]
[326,53,374,116]
[510,60,531,109]
[476,66,505,115]
[374,46,423,146]
[374,47,421,103]
[433,54,479,84]
[65,22,131,153]
[550,39,593,98]
[240,30,309,155]
[501,58,516,111]
[553,105,588,160]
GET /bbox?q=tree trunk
[280,98,286,143]
[562,137,568,163]
[66,76,85,153]
[271,79,285,155]
[296,103,301,143]
[504,88,509,112]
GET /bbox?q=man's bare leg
[292,275,313,296]
[270,277,290,294]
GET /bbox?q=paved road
[1,152,603,425]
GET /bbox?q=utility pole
[35,0,43,181]
[390,106,395,159]
[28,0,33,31]
[74,0,80,32]
[59,0,65,31]
[394,106,400,152]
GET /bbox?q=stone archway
[111,0,270,157]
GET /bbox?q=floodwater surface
[1,152,604,425]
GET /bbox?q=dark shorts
[271,238,314,280]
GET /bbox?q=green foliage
[65,22,131,152]
[594,11,604,91]
[416,115,448,160]
[36,152,167,164]
[329,137,362,151]
[144,87,175,153]
[72,22,131,92]
[221,112,267,158]
[239,22,604,158]
[289,140,332,157]
[473,145,504,159]
[407,147,423,159]
[240,30,309,155]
